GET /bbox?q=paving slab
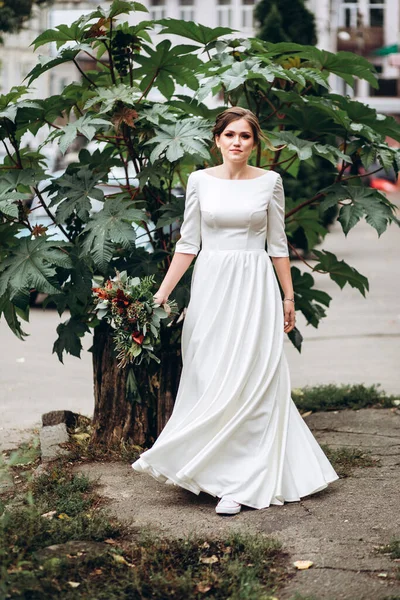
[75,408,400,600]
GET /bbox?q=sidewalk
[76,407,400,600]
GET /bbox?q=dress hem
[131,457,340,511]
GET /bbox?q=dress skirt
[132,170,339,509]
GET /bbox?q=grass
[0,459,289,599]
[378,539,400,560]
[291,383,398,413]
[320,444,379,478]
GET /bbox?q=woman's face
[215,118,256,165]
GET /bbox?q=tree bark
[157,348,182,435]
[91,321,155,448]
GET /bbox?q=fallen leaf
[104,538,117,545]
[223,546,232,554]
[58,513,70,520]
[68,582,80,588]
[201,542,210,549]
[41,510,57,519]
[378,572,388,578]
[200,555,219,565]
[301,411,313,418]
[71,433,90,442]
[113,554,128,564]
[196,582,212,593]
[293,560,314,570]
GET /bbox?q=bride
[131,107,339,515]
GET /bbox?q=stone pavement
[76,408,400,600]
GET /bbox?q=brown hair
[212,107,280,151]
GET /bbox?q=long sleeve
[175,173,201,256]
[266,174,289,257]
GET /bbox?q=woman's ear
[215,135,220,149]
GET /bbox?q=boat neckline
[201,170,273,181]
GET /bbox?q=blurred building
[1,0,399,112]
[309,0,400,113]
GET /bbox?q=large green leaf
[50,113,111,154]
[53,317,89,362]
[26,50,82,85]
[286,210,328,250]
[0,168,37,219]
[321,184,396,236]
[132,40,201,98]
[84,84,142,113]
[32,22,92,50]
[290,266,331,328]
[0,237,73,306]
[80,198,147,271]
[0,295,28,340]
[49,167,105,224]
[157,18,233,45]
[312,250,369,296]
[146,119,211,163]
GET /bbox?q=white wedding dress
[131,169,339,509]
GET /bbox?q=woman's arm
[154,173,201,304]
[154,253,195,304]
[267,174,295,333]
[271,256,295,334]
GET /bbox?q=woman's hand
[153,289,169,306]
[283,299,296,333]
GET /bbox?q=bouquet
[92,271,177,368]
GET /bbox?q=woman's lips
[230,149,242,152]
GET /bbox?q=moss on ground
[292,383,398,413]
[320,444,379,478]
[0,457,289,600]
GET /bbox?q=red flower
[106,280,113,290]
[112,289,130,309]
[132,331,144,345]
[92,287,110,300]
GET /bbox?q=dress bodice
[175,169,289,257]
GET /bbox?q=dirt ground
[75,408,400,600]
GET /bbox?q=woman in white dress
[132,107,339,515]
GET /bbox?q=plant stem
[73,59,97,88]
[33,187,73,242]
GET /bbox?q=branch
[288,240,326,274]
[33,187,73,243]
[342,166,384,182]
[285,192,325,219]
[73,58,97,88]
[138,70,159,103]
[9,132,22,168]
[1,140,16,164]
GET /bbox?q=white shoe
[215,496,241,515]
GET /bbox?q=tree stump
[91,321,154,448]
